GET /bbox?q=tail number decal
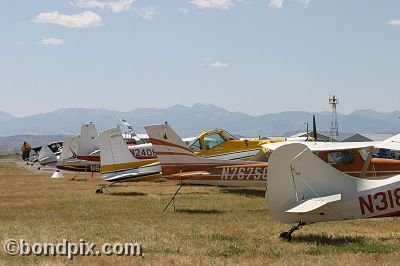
[131,148,157,159]
[221,167,267,180]
[359,188,400,215]
[90,164,100,172]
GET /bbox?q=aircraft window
[204,134,226,150]
[189,139,201,151]
[328,151,355,165]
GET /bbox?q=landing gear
[95,181,118,194]
[279,221,305,241]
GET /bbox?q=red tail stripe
[150,138,193,153]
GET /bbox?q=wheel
[279,232,288,239]
[96,188,103,194]
[279,232,292,241]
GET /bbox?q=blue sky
[1,0,399,117]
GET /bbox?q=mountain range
[1,103,399,148]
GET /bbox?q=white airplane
[56,123,100,174]
[25,146,42,166]
[266,141,400,240]
[97,127,162,193]
[37,141,63,170]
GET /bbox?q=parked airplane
[186,128,282,160]
[27,141,63,168]
[97,127,161,193]
[96,124,277,192]
[147,122,400,183]
[25,146,42,165]
[266,142,400,240]
[145,123,268,187]
[37,142,62,170]
[260,139,400,179]
[56,123,100,174]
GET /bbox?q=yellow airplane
[188,128,285,160]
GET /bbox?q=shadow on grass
[107,191,146,197]
[292,233,365,246]
[220,188,265,198]
[294,233,399,255]
[176,209,226,214]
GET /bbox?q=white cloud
[190,0,234,10]
[269,0,312,9]
[388,20,400,26]
[209,61,230,68]
[135,7,157,20]
[269,0,284,8]
[40,37,65,46]
[33,11,103,28]
[178,8,190,15]
[70,0,134,13]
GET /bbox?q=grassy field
[1,161,400,265]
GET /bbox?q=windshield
[189,139,202,151]
[204,133,226,150]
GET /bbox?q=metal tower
[329,95,339,140]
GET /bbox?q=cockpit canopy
[188,129,238,151]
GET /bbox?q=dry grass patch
[1,161,400,265]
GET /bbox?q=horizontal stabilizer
[286,194,341,213]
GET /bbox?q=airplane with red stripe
[266,142,400,240]
[145,123,268,187]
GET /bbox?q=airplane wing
[379,133,400,151]
[262,141,378,152]
[285,194,341,213]
[103,171,161,182]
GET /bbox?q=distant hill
[0,111,13,123]
[0,104,399,149]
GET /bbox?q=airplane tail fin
[266,143,356,224]
[78,123,99,156]
[145,123,222,176]
[59,136,79,161]
[38,144,57,164]
[99,127,156,174]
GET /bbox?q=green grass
[1,161,400,265]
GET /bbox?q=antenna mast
[329,95,339,140]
